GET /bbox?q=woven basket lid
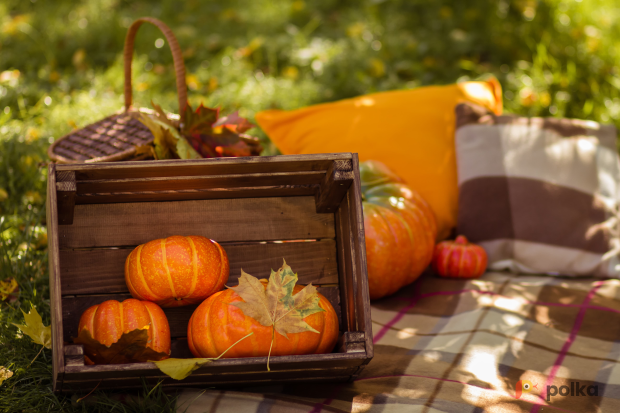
[48,17,188,164]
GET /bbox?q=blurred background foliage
[1,0,620,410]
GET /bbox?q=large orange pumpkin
[187,280,339,358]
[360,160,437,299]
[77,298,170,357]
[125,235,229,307]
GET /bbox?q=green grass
[2,0,620,410]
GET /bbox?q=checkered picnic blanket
[175,271,620,413]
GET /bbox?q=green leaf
[12,307,51,349]
[152,358,213,380]
[152,332,254,380]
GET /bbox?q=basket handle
[123,17,188,116]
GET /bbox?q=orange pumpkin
[432,235,487,278]
[360,160,438,299]
[187,280,339,358]
[125,235,229,307]
[77,298,170,357]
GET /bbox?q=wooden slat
[59,240,339,295]
[46,164,65,392]
[63,351,365,378]
[74,185,318,205]
[61,286,341,343]
[335,191,356,332]
[75,171,325,194]
[60,373,354,392]
[348,154,374,361]
[59,197,335,249]
[56,153,353,181]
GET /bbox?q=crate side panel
[60,240,339,295]
[61,286,341,342]
[59,197,335,249]
[335,191,357,333]
[47,164,65,392]
[348,154,373,360]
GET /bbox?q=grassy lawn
[1,0,620,410]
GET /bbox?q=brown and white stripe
[455,103,620,277]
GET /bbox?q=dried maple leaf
[12,307,51,349]
[228,259,324,370]
[182,102,219,136]
[73,327,170,365]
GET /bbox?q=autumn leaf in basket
[135,100,261,160]
[181,102,262,158]
[136,102,202,160]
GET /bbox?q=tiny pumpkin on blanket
[432,235,487,278]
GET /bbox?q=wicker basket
[47,17,190,163]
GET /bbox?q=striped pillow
[455,102,620,277]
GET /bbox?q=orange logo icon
[516,380,536,399]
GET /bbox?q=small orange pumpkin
[432,235,487,278]
[125,235,229,307]
[187,280,339,358]
[77,298,171,357]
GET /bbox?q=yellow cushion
[255,78,503,240]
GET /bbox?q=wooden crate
[47,153,373,393]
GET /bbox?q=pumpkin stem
[455,235,468,245]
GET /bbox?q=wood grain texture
[56,153,353,181]
[75,185,319,204]
[335,191,356,332]
[59,197,335,249]
[315,159,353,213]
[60,240,339,295]
[74,185,319,204]
[60,373,355,392]
[63,351,366,378]
[75,171,325,194]
[349,154,374,361]
[61,286,341,343]
[56,171,76,225]
[46,164,65,392]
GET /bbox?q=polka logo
[515,380,537,399]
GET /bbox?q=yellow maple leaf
[12,307,51,349]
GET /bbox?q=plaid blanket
[175,271,620,413]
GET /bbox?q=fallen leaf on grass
[12,307,51,349]
[0,367,13,386]
[0,277,19,302]
[73,327,170,365]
